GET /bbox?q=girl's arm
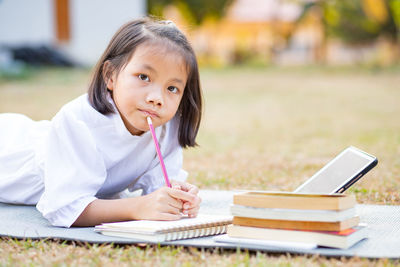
[72,186,200,227]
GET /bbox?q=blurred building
[0,0,146,66]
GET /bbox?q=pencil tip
[147,116,152,125]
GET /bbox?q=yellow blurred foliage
[362,0,389,23]
[163,4,299,66]
[161,1,399,66]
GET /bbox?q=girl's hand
[171,180,202,218]
[132,186,198,220]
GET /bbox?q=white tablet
[294,146,378,194]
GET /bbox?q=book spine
[233,194,356,210]
[232,216,360,231]
[230,205,356,222]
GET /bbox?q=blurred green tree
[148,0,234,25]
[389,0,400,41]
[299,0,399,44]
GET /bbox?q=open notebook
[94,214,233,242]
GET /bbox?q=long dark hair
[88,17,202,148]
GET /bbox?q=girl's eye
[138,74,149,81]
[167,86,179,94]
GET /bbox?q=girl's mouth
[139,109,159,118]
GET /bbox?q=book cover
[233,191,356,210]
[230,205,356,222]
[227,224,368,249]
[233,216,360,231]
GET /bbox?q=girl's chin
[128,128,146,136]
[125,122,147,136]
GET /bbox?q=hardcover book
[233,191,356,210]
[233,216,360,231]
[227,224,368,249]
[230,205,357,222]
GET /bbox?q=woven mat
[1,190,399,258]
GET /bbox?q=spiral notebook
[94,214,233,242]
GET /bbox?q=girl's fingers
[183,206,199,217]
[162,186,201,217]
[183,204,199,211]
[167,196,183,210]
[188,213,198,218]
[174,181,199,195]
[168,187,199,204]
[187,184,199,195]
[161,190,183,212]
[181,195,201,209]
[156,197,182,215]
[172,183,181,190]
[164,204,182,215]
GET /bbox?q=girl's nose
[146,86,164,107]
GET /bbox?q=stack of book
[227,191,367,249]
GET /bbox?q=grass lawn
[0,65,399,266]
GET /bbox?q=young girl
[0,17,202,227]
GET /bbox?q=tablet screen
[294,147,376,194]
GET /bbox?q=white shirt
[0,94,187,227]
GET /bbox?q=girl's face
[106,42,187,135]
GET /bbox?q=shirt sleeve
[36,106,107,227]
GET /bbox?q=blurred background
[0,0,399,70]
[0,0,399,197]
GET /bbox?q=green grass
[2,238,394,266]
[1,65,400,265]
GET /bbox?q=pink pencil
[147,116,171,188]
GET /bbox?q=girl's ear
[103,61,115,91]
